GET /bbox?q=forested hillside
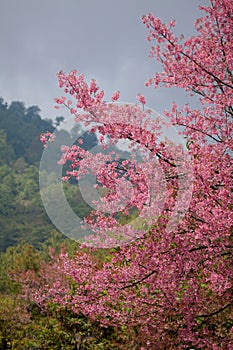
[0,97,97,251]
[0,98,54,164]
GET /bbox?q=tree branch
[197,301,233,318]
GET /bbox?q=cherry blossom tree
[33,1,233,348]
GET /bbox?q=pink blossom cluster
[40,132,56,148]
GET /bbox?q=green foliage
[0,239,138,350]
[63,182,92,219]
[0,98,54,164]
[0,299,135,349]
[0,162,54,251]
[0,129,14,165]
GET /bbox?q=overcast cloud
[0,0,209,120]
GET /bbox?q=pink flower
[40,132,56,148]
[54,96,66,104]
[136,93,146,105]
[111,91,120,102]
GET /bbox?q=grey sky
[0,0,209,120]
